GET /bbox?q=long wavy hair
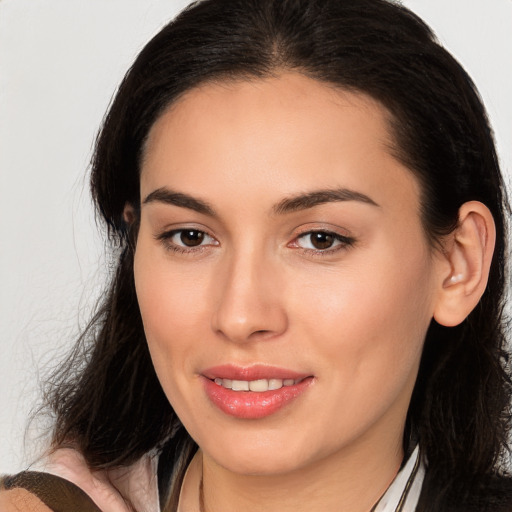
[45,0,511,510]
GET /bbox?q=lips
[201,365,313,419]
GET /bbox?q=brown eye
[180,230,205,247]
[309,232,335,249]
[157,228,218,252]
[294,230,354,253]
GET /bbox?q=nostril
[248,329,277,340]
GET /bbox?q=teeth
[249,379,269,392]
[214,378,302,392]
[268,379,283,390]
[231,380,249,391]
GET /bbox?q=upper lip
[202,364,311,381]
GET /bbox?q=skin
[134,73,448,512]
[0,489,52,512]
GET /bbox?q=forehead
[141,73,420,214]
[144,73,394,161]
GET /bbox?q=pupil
[180,230,204,247]
[311,232,334,250]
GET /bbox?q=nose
[211,249,288,344]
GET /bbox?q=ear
[433,201,496,327]
[123,202,136,225]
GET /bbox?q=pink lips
[201,364,313,419]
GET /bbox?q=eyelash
[293,230,356,256]
[156,229,218,254]
[155,229,355,256]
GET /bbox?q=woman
[1,0,510,510]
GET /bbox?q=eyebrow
[273,188,380,214]
[142,186,379,217]
[142,187,216,216]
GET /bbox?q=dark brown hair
[46,1,511,510]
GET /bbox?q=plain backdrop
[1,0,511,474]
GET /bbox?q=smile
[202,366,314,419]
[213,377,304,392]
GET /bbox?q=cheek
[293,237,434,395]
[133,240,210,382]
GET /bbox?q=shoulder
[0,486,52,512]
[1,471,101,512]
[25,447,160,512]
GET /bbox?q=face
[134,74,442,476]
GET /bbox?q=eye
[174,229,208,247]
[156,228,218,252]
[295,230,354,252]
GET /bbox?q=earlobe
[433,201,496,327]
[446,273,464,285]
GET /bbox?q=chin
[198,426,319,476]
[215,450,307,476]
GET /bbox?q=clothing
[1,446,423,512]
[1,471,101,512]
[1,448,160,512]
[372,445,424,512]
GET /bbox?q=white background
[1,0,511,474]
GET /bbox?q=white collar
[373,445,424,512]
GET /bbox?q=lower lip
[202,377,313,419]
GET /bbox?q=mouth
[212,377,305,392]
[201,365,313,419]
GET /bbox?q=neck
[197,432,404,512]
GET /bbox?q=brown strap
[2,472,102,512]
